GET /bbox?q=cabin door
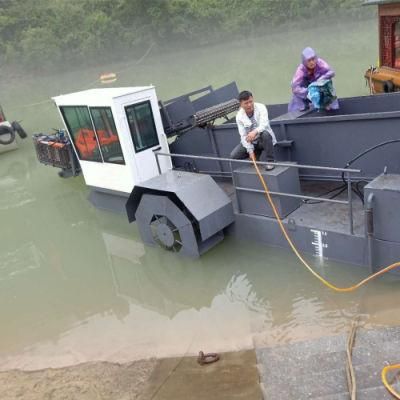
[123,99,166,183]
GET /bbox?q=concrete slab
[256,326,400,399]
[139,350,262,400]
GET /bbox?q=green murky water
[1,19,400,371]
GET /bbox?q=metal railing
[154,151,361,235]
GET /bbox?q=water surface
[1,19,400,371]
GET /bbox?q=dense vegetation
[0,0,372,71]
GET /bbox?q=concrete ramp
[256,326,400,399]
[139,350,262,400]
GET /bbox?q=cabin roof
[52,86,154,105]
[363,0,400,5]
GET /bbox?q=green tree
[0,0,373,72]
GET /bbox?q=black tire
[11,121,28,139]
[0,125,16,145]
[383,80,395,93]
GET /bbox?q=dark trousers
[230,131,274,161]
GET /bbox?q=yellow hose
[382,365,400,399]
[250,156,400,292]
[250,156,400,397]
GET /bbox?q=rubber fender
[383,80,395,93]
[11,121,28,139]
[0,124,16,145]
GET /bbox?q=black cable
[303,183,347,204]
[345,139,400,168]
[340,139,400,204]
[304,140,400,206]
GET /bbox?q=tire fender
[0,124,16,145]
[11,121,28,139]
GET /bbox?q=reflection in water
[2,176,400,371]
[0,145,399,370]
[0,156,35,210]
[0,242,42,282]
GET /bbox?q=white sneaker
[265,164,275,171]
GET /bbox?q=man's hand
[248,151,255,161]
[246,129,258,142]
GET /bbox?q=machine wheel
[383,80,395,93]
[150,215,183,252]
[135,194,201,257]
[0,125,15,145]
[11,121,28,139]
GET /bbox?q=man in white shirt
[231,90,276,170]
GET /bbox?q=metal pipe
[347,171,354,235]
[235,186,349,205]
[365,192,375,272]
[155,152,361,174]
[346,173,354,235]
[201,173,232,179]
[155,152,161,175]
[198,170,232,175]
[230,160,241,213]
[270,110,400,126]
[299,174,374,182]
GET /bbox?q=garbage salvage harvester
[33,83,400,271]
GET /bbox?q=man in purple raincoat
[288,47,339,112]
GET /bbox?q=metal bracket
[287,218,297,231]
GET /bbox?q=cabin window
[90,107,125,165]
[394,22,400,69]
[60,106,102,162]
[125,101,159,153]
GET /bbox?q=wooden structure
[364,0,400,93]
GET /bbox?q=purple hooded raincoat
[288,47,339,112]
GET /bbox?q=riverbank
[0,359,156,400]
[3,325,400,399]
[0,350,262,400]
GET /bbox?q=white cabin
[52,86,172,194]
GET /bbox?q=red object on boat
[75,128,119,158]
[0,106,6,123]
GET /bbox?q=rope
[6,98,53,111]
[345,319,358,400]
[250,155,400,292]
[366,67,376,95]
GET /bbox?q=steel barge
[32,82,400,272]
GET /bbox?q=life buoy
[383,80,395,93]
[100,72,117,84]
[11,121,28,139]
[0,125,16,145]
